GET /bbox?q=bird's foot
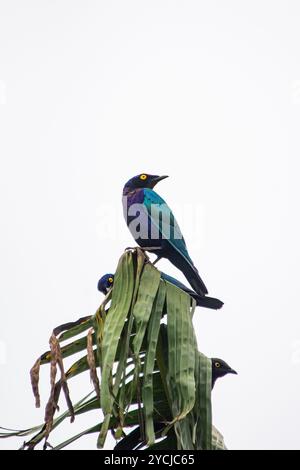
[137,247,163,265]
[124,246,162,265]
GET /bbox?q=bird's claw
[124,246,161,265]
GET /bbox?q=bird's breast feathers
[123,188,145,205]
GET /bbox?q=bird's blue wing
[143,188,194,265]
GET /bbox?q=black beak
[229,368,238,375]
[154,175,168,183]
[150,175,168,188]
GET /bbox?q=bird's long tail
[171,253,208,296]
[196,295,224,310]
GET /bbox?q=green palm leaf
[1,248,227,450]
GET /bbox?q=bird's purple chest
[122,189,145,224]
[126,189,144,206]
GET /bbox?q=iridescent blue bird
[122,173,211,296]
[97,273,223,310]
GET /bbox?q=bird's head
[123,173,168,193]
[211,358,237,388]
[97,273,115,294]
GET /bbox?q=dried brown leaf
[30,358,41,408]
[44,334,59,438]
[87,328,100,398]
[53,315,92,337]
[44,333,75,443]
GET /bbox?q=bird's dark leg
[138,247,163,265]
[125,246,163,265]
[152,255,162,266]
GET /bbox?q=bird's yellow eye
[108,277,113,284]
[140,174,147,180]
[215,362,221,368]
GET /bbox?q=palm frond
[1,249,226,450]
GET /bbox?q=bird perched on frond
[114,358,237,450]
[98,272,223,310]
[122,173,215,297]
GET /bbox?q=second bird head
[211,358,237,388]
[97,273,114,294]
[123,173,168,193]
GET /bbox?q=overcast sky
[1,1,300,450]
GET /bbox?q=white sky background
[0,0,299,450]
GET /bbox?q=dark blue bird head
[211,358,237,388]
[123,173,168,194]
[97,273,115,294]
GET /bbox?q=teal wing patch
[143,188,194,265]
